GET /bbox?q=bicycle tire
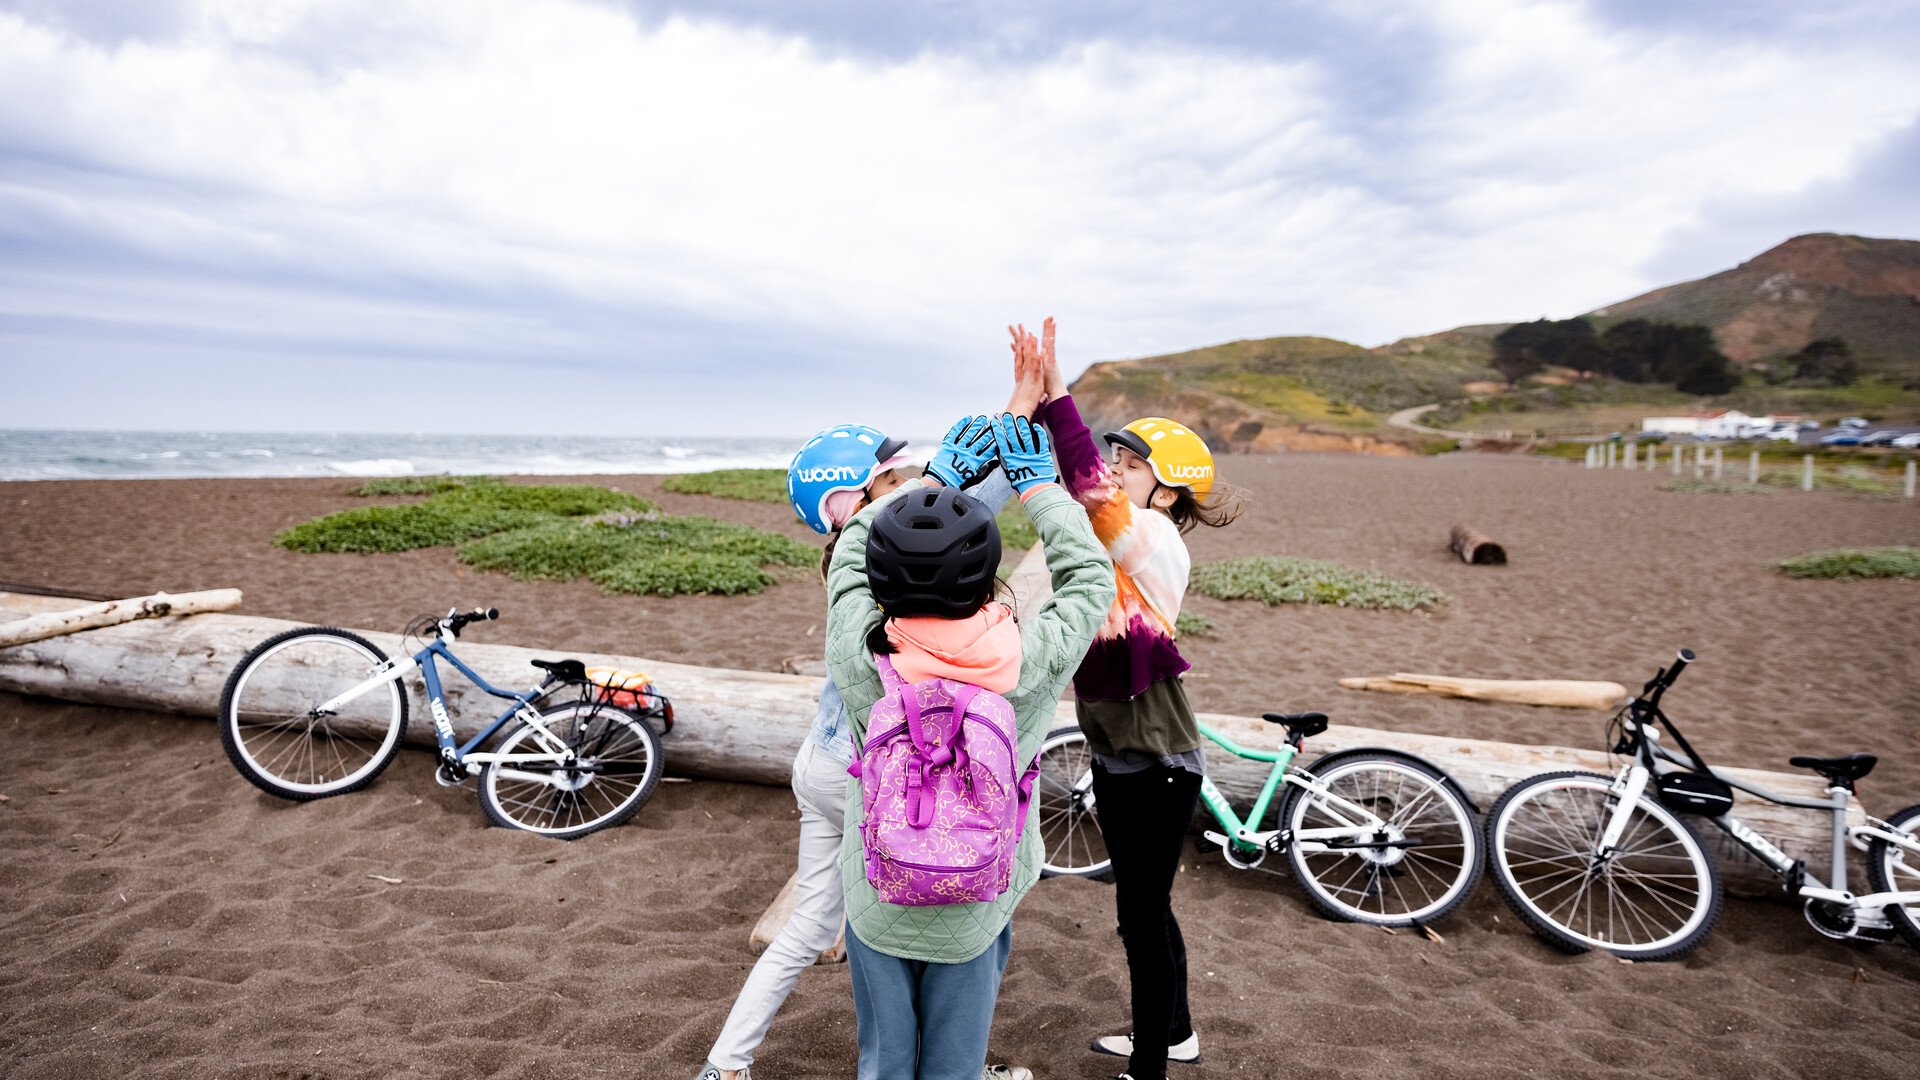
[1032,726,1112,880]
[1487,770,1722,960]
[218,626,408,800]
[1280,750,1484,927]
[478,700,663,839]
[1866,802,1920,950]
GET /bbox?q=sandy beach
[3,453,1918,1078]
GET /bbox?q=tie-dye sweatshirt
[1035,394,1192,701]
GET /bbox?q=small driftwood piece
[1341,673,1628,711]
[749,869,846,964]
[0,589,243,650]
[1449,525,1506,565]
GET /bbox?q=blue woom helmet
[787,424,909,534]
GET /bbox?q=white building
[1642,410,1769,438]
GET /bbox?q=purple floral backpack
[847,655,1038,906]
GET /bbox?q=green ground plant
[1775,547,1920,580]
[1658,480,1768,495]
[458,511,815,596]
[1190,556,1444,610]
[1175,610,1216,637]
[997,503,1037,550]
[661,468,788,503]
[276,484,649,553]
[350,475,497,497]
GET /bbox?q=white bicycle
[1486,649,1920,960]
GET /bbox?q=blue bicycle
[218,606,666,839]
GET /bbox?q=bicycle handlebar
[442,607,501,637]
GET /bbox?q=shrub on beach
[1190,556,1445,610]
[458,513,815,596]
[1775,547,1920,580]
[996,503,1037,551]
[1175,610,1216,637]
[350,475,498,497]
[661,468,788,503]
[275,484,651,553]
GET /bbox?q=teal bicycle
[1033,712,1484,926]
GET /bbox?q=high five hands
[924,318,1061,495]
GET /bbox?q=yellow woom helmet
[1103,417,1216,500]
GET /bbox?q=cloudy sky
[2,0,1917,436]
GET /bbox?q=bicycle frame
[1602,705,1920,921]
[315,634,578,783]
[1192,720,1392,857]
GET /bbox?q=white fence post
[1672,446,1682,475]
[1606,442,1615,469]
[1713,447,1723,480]
[1907,460,1916,499]
[1749,450,1760,484]
[1626,442,1637,470]
[1803,455,1814,492]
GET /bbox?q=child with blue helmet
[697,396,1031,1080]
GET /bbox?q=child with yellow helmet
[1023,318,1240,1080]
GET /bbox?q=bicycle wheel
[1033,726,1112,880]
[1487,770,1721,960]
[1866,802,1920,950]
[478,700,663,839]
[1281,750,1483,927]
[219,627,408,800]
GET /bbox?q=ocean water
[0,430,805,481]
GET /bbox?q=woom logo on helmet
[1166,463,1213,482]
[795,464,867,484]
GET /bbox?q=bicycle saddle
[530,658,588,682]
[1787,753,1876,788]
[1262,711,1328,740]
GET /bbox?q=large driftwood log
[749,870,846,964]
[1340,673,1629,711]
[0,592,1858,896]
[1449,524,1507,565]
[0,589,243,649]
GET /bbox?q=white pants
[706,738,850,1071]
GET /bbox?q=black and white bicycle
[1485,649,1919,960]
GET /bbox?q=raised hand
[1004,322,1047,418]
[1039,316,1067,401]
[993,413,1057,495]
[925,415,1000,490]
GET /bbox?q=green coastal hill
[1068,233,1920,450]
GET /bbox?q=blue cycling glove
[926,415,1000,489]
[994,414,1057,495]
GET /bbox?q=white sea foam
[325,458,415,476]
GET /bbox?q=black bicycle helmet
[865,486,1002,618]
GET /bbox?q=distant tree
[1495,318,1595,369]
[1791,337,1858,386]
[1490,340,1545,387]
[1564,338,1610,381]
[1599,319,1737,394]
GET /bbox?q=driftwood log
[1449,525,1507,565]
[0,589,243,649]
[1341,673,1629,711]
[749,870,847,964]
[0,591,1860,896]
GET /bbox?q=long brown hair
[1165,483,1245,534]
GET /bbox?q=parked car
[1798,420,1821,430]
[1893,432,1920,449]
[1839,417,1869,429]
[1821,431,1864,446]
[1768,427,1802,442]
[1861,430,1901,446]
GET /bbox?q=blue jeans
[846,922,1013,1080]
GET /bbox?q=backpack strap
[1011,758,1041,842]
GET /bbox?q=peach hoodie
[882,602,1022,693]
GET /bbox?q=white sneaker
[696,1067,749,1080]
[983,1067,1033,1080]
[1089,1031,1201,1064]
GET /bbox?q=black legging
[1091,760,1201,1080]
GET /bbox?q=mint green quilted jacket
[827,481,1115,963]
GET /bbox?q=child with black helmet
[826,391,1115,1079]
